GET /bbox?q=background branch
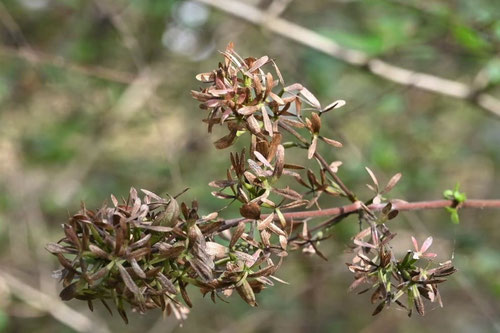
[0,45,135,84]
[196,0,500,118]
[0,270,110,333]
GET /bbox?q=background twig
[195,0,500,118]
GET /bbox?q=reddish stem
[283,199,500,220]
[219,199,500,231]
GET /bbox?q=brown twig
[0,270,111,333]
[283,198,500,218]
[265,0,294,17]
[277,120,357,202]
[220,199,500,231]
[0,45,135,84]
[314,152,357,202]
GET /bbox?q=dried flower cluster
[348,205,456,316]
[46,188,283,323]
[47,43,455,323]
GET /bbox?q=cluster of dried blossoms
[348,205,456,316]
[47,43,455,322]
[46,188,282,323]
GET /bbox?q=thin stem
[277,120,357,202]
[286,199,500,219]
[219,199,500,231]
[313,152,357,202]
[277,120,308,144]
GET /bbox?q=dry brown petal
[280,163,303,170]
[180,282,193,308]
[88,244,109,259]
[372,302,385,316]
[258,213,274,231]
[254,150,273,169]
[238,105,260,116]
[196,72,215,82]
[154,196,179,227]
[248,55,269,73]
[365,167,379,192]
[45,243,72,254]
[270,59,284,85]
[157,272,177,294]
[267,133,282,162]
[205,99,224,108]
[280,200,309,209]
[211,191,235,200]
[269,91,285,105]
[348,276,367,292]
[89,267,109,283]
[63,225,81,250]
[199,221,224,235]
[157,244,184,259]
[117,263,142,302]
[190,90,213,101]
[414,294,425,316]
[308,135,318,159]
[271,187,302,201]
[141,188,163,201]
[320,136,343,148]
[208,179,238,188]
[59,282,78,301]
[138,225,173,233]
[284,83,303,91]
[260,229,271,247]
[188,257,213,282]
[310,112,321,133]
[205,241,228,258]
[267,222,286,237]
[381,173,402,194]
[214,131,237,149]
[265,72,274,95]
[280,118,305,128]
[249,263,278,278]
[230,222,246,249]
[299,87,321,109]
[261,105,273,137]
[387,210,399,220]
[130,258,146,279]
[272,145,285,179]
[322,99,346,112]
[236,279,257,307]
[253,74,263,95]
[279,235,288,250]
[246,115,261,135]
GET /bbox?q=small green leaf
[454,192,467,203]
[443,189,454,199]
[445,207,460,224]
[443,183,466,204]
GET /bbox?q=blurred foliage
[0,0,499,332]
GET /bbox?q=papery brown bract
[47,186,290,323]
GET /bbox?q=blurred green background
[0,0,499,332]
